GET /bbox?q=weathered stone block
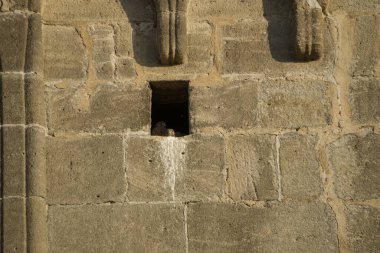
[349,79,380,124]
[47,135,125,204]
[280,134,323,198]
[221,19,284,74]
[126,135,225,202]
[47,83,150,132]
[48,205,129,252]
[126,204,186,253]
[178,135,225,201]
[126,137,172,202]
[0,73,25,124]
[350,15,379,77]
[345,204,380,252]
[187,202,338,253]
[190,82,258,130]
[3,197,27,253]
[43,0,154,22]
[258,80,332,128]
[226,134,278,201]
[327,133,380,200]
[43,25,88,80]
[48,204,185,253]
[2,126,26,197]
[0,13,28,71]
[222,39,270,74]
[115,57,136,80]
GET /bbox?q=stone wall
[1,0,379,252]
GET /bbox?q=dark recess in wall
[150,81,189,137]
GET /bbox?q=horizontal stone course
[47,202,341,253]
[190,79,332,130]
[44,0,291,23]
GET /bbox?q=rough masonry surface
[0,0,379,252]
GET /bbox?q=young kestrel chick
[167,129,175,137]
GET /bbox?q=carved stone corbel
[293,0,324,61]
[153,0,190,65]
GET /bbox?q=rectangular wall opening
[150,81,190,137]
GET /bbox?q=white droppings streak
[159,137,187,201]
